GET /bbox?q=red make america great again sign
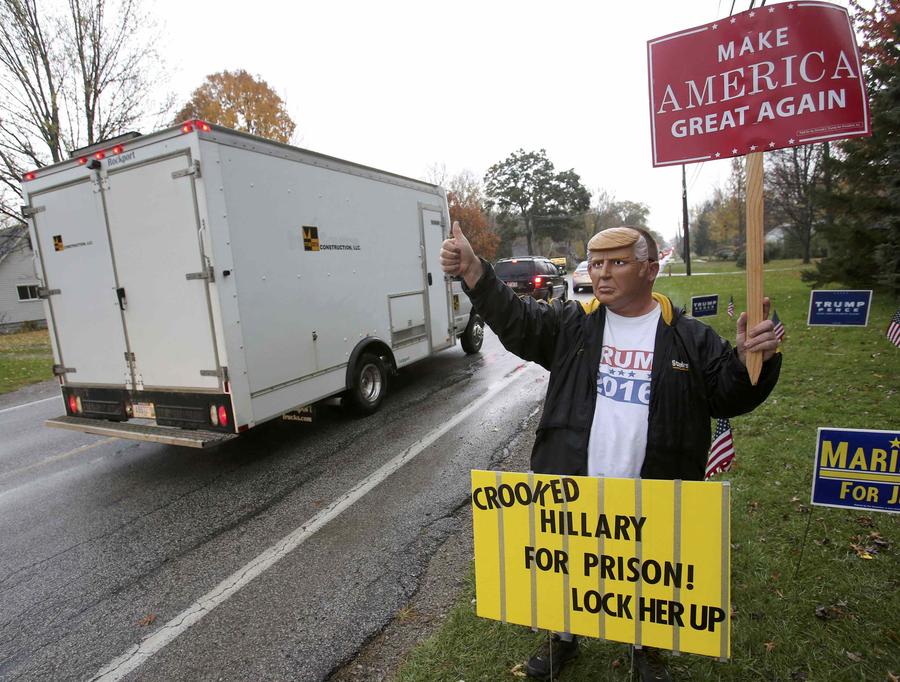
[647,2,870,167]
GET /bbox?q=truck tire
[461,314,484,354]
[345,352,387,415]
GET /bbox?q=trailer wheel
[345,353,387,415]
[461,314,484,354]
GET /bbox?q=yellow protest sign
[471,470,731,659]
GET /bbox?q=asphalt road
[0,325,559,681]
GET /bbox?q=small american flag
[727,296,735,319]
[772,309,785,343]
[705,418,735,479]
[888,307,900,348]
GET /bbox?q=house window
[16,285,40,301]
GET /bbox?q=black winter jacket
[465,261,782,481]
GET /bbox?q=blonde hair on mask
[587,227,657,262]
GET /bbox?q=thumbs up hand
[440,221,483,288]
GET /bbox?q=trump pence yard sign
[472,471,732,659]
[647,2,870,166]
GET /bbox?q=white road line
[0,394,61,415]
[90,364,530,682]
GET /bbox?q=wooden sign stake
[745,151,764,385]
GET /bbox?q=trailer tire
[345,352,388,415]
[460,314,484,354]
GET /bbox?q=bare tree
[0,0,170,221]
[765,145,824,263]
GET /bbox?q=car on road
[495,256,568,302]
[572,260,592,293]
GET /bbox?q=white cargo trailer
[20,121,483,447]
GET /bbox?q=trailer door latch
[38,287,60,299]
[171,160,201,179]
[52,364,76,375]
[185,266,215,282]
[20,205,45,218]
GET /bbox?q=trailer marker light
[181,123,194,133]
[24,172,36,181]
[197,120,211,132]
[217,405,229,427]
[94,151,105,160]
[111,145,124,155]
[78,157,88,165]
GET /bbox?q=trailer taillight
[67,395,82,415]
[217,406,229,427]
[181,119,211,134]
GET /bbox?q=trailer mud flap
[46,416,237,448]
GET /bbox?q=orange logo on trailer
[303,226,320,252]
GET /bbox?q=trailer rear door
[30,179,129,385]
[103,153,221,391]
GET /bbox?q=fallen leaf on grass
[137,613,156,627]
[764,641,776,653]
[611,658,624,670]
[856,516,875,528]
[790,671,809,681]
[510,663,527,678]
[886,672,898,682]
[815,604,844,620]
[748,501,760,514]
[790,495,801,503]
[845,651,863,662]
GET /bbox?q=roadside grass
[395,261,900,681]
[0,329,53,394]
[660,257,808,275]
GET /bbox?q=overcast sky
[152,0,857,244]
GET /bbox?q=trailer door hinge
[200,366,228,380]
[124,352,135,362]
[21,205,45,218]
[186,266,215,282]
[172,160,201,179]
[38,287,60,299]
[52,364,76,375]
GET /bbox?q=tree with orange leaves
[175,70,296,143]
[449,191,500,262]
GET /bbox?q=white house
[0,223,45,332]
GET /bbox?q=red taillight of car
[217,405,229,427]
[533,276,543,286]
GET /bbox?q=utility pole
[681,164,692,275]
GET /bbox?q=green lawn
[396,262,900,681]
[0,329,54,394]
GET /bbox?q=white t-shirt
[587,303,661,478]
